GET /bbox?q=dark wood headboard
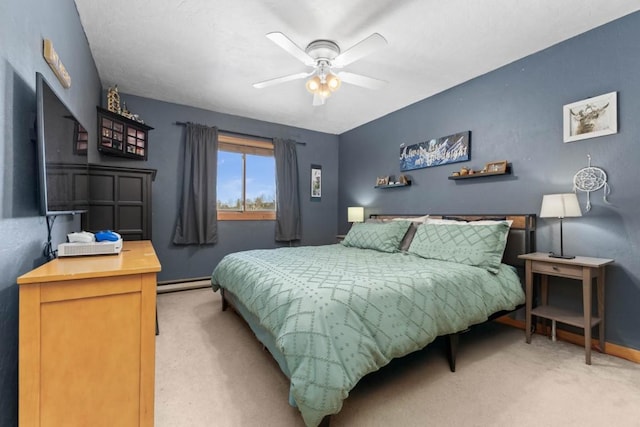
[369,214,536,268]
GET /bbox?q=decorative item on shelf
[485,160,508,174]
[572,154,611,212]
[107,85,121,113]
[347,206,365,225]
[376,176,390,186]
[563,92,617,143]
[375,174,411,188]
[539,193,582,259]
[449,161,510,180]
[106,85,146,123]
[120,102,134,120]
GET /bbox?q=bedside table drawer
[531,261,583,279]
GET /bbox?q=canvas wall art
[400,131,470,171]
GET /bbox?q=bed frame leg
[447,333,459,372]
[319,415,331,427]
[221,288,228,311]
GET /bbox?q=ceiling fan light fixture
[306,71,340,100]
[256,32,387,106]
[326,72,341,92]
[318,83,332,99]
[305,75,322,93]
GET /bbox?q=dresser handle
[552,266,560,271]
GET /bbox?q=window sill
[217,211,276,221]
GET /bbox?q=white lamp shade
[347,206,365,223]
[540,193,582,218]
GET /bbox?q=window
[217,134,276,220]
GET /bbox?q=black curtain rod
[174,121,306,145]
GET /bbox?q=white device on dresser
[58,231,123,257]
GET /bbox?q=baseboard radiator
[157,276,211,294]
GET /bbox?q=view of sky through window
[217,150,275,211]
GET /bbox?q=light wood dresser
[17,241,161,427]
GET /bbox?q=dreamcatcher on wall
[572,154,611,212]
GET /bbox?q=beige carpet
[155,288,640,427]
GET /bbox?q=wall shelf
[375,181,411,189]
[448,167,511,180]
[97,107,153,160]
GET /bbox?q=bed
[211,214,536,426]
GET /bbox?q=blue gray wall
[339,12,640,350]
[102,94,339,282]
[0,0,102,425]
[2,3,639,424]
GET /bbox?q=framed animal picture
[563,92,617,143]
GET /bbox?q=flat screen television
[36,72,89,216]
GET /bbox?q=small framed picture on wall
[563,91,617,143]
[311,164,322,200]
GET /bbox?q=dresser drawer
[531,261,583,279]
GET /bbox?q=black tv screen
[36,72,89,216]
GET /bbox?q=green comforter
[211,244,524,426]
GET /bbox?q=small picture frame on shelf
[484,160,508,174]
[376,176,390,186]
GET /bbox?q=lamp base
[548,252,576,259]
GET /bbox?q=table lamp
[347,206,364,224]
[539,193,582,259]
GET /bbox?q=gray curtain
[173,123,218,245]
[274,138,301,242]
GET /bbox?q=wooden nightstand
[518,252,614,365]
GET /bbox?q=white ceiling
[74,0,640,135]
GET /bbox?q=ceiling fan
[253,32,388,106]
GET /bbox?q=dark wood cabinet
[83,164,156,240]
[97,107,153,160]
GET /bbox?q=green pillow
[341,221,411,253]
[408,221,510,273]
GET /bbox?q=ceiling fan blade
[266,32,316,67]
[253,71,313,89]
[338,72,387,90]
[332,33,387,68]
[312,93,325,106]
